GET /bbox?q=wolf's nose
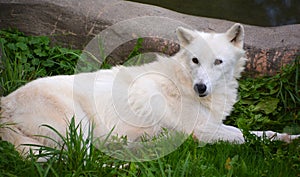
[194,83,207,95]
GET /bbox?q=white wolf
[0,23,299,156]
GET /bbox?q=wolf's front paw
[251,131,300,143]
[280,134,300,143]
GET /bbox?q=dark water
[128,0,300,27]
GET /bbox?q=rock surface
[0,0,299,76]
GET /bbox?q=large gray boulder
[0,0,299,76]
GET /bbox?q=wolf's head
[176,23,247,97]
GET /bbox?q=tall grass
[2,117,299,176]
[1,116,298,176]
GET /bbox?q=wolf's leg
[194,124,300,144]
[0,125,49,161]
[194,124,245,143]
[250,131,300,143]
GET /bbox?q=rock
[0,0,299,76]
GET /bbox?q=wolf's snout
[194,83,207,97]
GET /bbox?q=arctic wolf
[0,23,299,156]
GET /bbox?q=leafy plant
[226,58,300,134]
[0,29,81,96]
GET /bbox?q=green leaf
[34,48,48,57]
[0,38,7,44]
[31,58,40,66]
[17,36,26,42]
[7,43,17,50]
[19,57,27,63]
[240,99,257,105]
[42,59,54,67]
[28,37,41,45]
[253,97,280,114]
[16,42,28,51]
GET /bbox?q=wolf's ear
[176,27,196,46]
[226,23,244,48]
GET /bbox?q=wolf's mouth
[198,93,208,97]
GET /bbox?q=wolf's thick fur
[0,24,299,156]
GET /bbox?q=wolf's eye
[192,57,199,64]
[214,59,223,65]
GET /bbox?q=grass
[1,122,299,176]
[0,29,300,176]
